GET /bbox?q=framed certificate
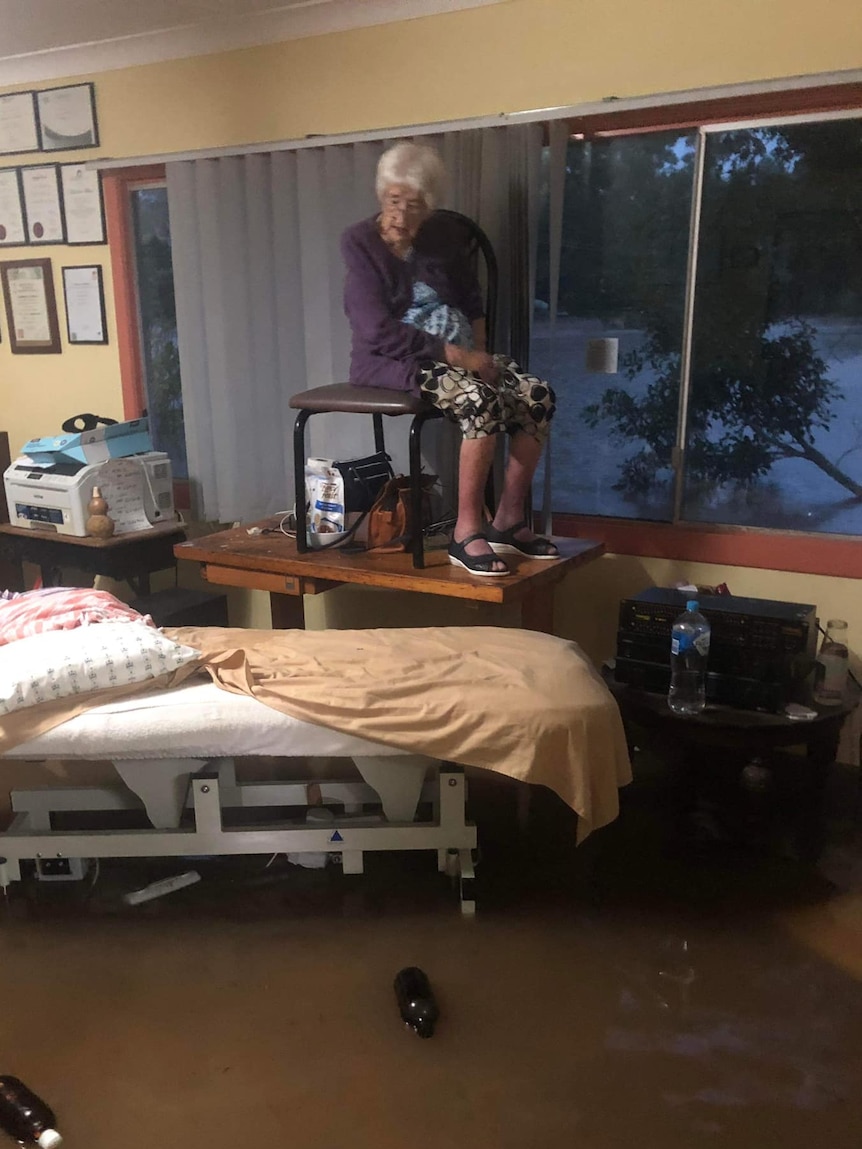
[21,164,65,244]
[60,164,105,245]
[62,265,107,345]
[0,92,40,157]
[0,168,27,246]
[36,83,99,152]
[0,257,62,354]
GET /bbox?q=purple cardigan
[341,213,485,393]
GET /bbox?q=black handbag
[333,451,395,513]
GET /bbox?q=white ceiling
[0,0,506,85]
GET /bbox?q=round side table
[603,665,858,863]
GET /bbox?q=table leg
[269,591,306,630]
[520,587,554,633]
[127,572,152,597]
[795,724,842,866]
[39,562,63,588]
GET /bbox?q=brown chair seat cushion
[289,382,438,418]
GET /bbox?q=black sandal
[485,519,559,560]
[448,532,511,577]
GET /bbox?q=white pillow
[0,622,200,716]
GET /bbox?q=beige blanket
[1,626,631,841]
[167,625,631,840]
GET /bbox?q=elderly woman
[341,141,557,577]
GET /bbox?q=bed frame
[0,753,478,913]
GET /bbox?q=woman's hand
[445,344,500,385]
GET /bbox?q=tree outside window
[534,115,862,536]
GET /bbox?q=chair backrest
[434,209,499,352]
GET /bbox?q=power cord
[245,510,295,538]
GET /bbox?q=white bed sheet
[3,680,404,761]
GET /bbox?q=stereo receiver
[614,587,818,711]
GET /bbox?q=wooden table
[0,521,186,595]
[175,520,604,632]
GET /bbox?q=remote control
[123,870,201,906]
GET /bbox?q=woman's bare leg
[453,435,507,572]
[492,431,548,542]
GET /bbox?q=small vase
[86,485,115,539]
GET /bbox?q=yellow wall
[0,242,121,459]
[1,0,860,650]
[4,0,862,157]
[556,555,860,670]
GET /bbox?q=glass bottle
[394,966,439,1038]
[814,619,849,706]
[0,1076,62,1147]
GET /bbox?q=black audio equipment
[614,587,818,712]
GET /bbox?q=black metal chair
[289,209,498,568]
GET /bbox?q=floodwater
[1,765,860,1148]
[531,316,862,534]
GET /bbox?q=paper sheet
[96,459,151,534]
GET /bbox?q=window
[532,130,695,521]
[129,185,187,480]
[684,119,862,534]
[104,165,189,498]
[534,107,862,550]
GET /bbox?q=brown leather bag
[366,474,436,554]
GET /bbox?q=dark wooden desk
[175,520,604,632]
[0,521,186,595]
[604,666,858,863]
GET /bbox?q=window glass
[682,119,862,533]
[532,131,696,520]
[131,186,187,479]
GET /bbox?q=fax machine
[4,418,174,536]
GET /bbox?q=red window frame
[550,82,862,577]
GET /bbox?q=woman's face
[378,183,430,252]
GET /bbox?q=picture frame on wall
[0,168,27,247]
[20,165,65,244]
[62,265,107,345]
[0,257,62,354]
[60,163,106,245]
[36,83,99,152]
[0,91,40,157]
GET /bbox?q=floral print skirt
[416,356,556,442]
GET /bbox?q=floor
[2,757,861,1149]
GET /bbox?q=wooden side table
[603,665,858,864]
[0,521,186,596]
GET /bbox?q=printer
[4,417,174,536]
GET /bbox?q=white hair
[376,142,446,210]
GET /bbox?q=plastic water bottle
[0,1076,62,1147]
[394,967,439,1038]
[668,600,710,716]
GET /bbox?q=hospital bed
[1,679,478,912]
[0,622,632,915]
